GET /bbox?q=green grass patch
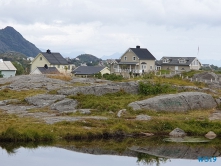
[0,89,46,101]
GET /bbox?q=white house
[0,59,17,78]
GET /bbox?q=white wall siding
[1,70,16,78]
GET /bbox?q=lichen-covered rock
[25,94,66,107]
[128,92,217,112]
[117,109,127,117]
[50,98,78,112]
[169,128,187,137]
[58,81,139,96]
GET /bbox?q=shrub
[138,81,176,95]
[103,73,123,81]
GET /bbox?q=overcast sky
[0,0,221,60]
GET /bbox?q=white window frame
[124,56,127,61]
[133,56,136,61]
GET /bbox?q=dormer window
[163,58,169,63]
[179,58,186,64]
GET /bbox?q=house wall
[120,51,139,62]
[31,53,50,72]
[1,70,16,78]
[161,65,191,71]
[30,68,41,75]
[190,58,201,70]
[100,67,110,75]
[139,60,155,71]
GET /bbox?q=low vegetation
[47,74,72,81]
[0,89,45,101]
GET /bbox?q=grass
[0,89,46,101]
[47,74,72,81]
[69,91,149,115]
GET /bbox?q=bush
[138,81,176,95]
[103,73,123,81]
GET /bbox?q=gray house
[0,59,17,78]
[72,66,110,77]
[156,57,201,71]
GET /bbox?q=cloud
[0,0,221,59]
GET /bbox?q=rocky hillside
[0,26,40,57]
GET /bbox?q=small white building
[0,59,17,78]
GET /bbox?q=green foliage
[137,153,168,166]
[143,72,155,79]
[94,72,102,79]
[138,81,176,95]
[0,71,3,78]
[103,73,123,81]
[12,61,25,75]
[156,70,170,75]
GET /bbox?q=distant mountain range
[0,26,40,57]
[101,52,122,60]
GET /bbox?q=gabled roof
[40,50,69,65]
[37,67,60,74]
[158,57,197,66]
[72,66,107,75]
[129,46,156,60]
[0,61,17,71]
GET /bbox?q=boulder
[205,131,217,139]
[50,98,78,112]
[128,92,217,112]
[117,109,127,117]
[169,128,187,137]
[25,94,66,107]
[135,115,151,121]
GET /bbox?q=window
[163,59,169,63]
[40,57,42,60]
[182,68,185,70]
[124,56,127,61]
[68,65,70,70]
[179,59,185,63]
[150,66,153,70]
[133,56,136,61]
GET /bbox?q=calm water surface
[1,137,221,166]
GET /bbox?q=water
[1,137,221,166]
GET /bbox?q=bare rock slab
[128,92,217,112]
[169,128,187,137]
[25,94,66,107]
[135,114,151,121]
[50,98,78,112]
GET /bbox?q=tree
[0,71,3,78]
[12,62,25,75]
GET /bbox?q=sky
[0,0,221,61]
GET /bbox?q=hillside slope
[0,26,40,57]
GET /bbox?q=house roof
[72,66,107,75]
[37,67,60,74]
[40,50,69,65]
[158,57,197,66]
[129,46,156,60]
[0,61,17,71]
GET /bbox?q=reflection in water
[0,137,221,166]
[137,153,169,166]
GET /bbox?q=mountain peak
[0,26,41,57]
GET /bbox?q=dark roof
[158,57,196,66]
[41,51,69,65]
[37,67,60,74]
[72,66,106,75]
[118,62,138,65]
[130,47,156,60]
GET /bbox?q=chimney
[46,49,51,54]
[44,64,48,69]
[136,45,140,49]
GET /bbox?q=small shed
[0,59,17,78]
[30,67,60,75]
[72,66,110,77]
